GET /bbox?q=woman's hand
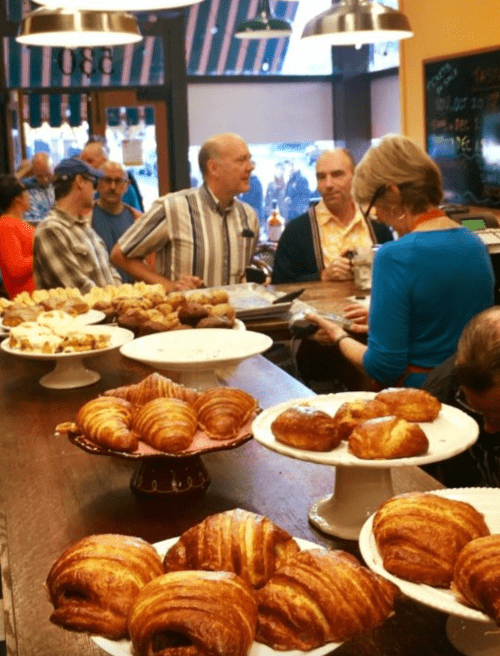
[306,312,347,343]
[343,303,369,334]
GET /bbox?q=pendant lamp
[235,0,292,40]
[16,6,143,48]
[33,0,202,9]
[301,0,413,46]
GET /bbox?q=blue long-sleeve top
[363,227,494,388]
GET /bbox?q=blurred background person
[264,162,287,221]
[307,134,494,390]
[284,160,312,221]
[0,174,35,299]
[20,152,55,225]
[239,171,264,229]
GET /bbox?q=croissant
[256,548,400,650]
[45,534,164,639]
[333,398,391,441]
[163,508,300,589]
[75,396,137,452]
[348,416,429,459]
[271,405,340,451]
[131,397,198,452]
[452,535,500,623]
[103,372,199,406]
[372,493,490,587]
[128,570,257,656]
[192,387,258,440]
[375,387,441,422]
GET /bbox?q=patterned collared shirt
[22,178,55,224]
[116,185,259,287]
[33,207,122,293]
[315,199,374,266]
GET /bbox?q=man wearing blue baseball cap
[33,158,122,293]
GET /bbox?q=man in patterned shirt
[111,133,259,291]
[33,158,122,293]
[22,152,55,224]
[272,149,392,284]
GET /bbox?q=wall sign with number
[57,48,114,77]
[425,47,500,208]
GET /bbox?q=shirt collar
[52,206,88,225]
[316,199,361,228]
[202,183,235,216]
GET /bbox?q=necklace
[412,208,447,229]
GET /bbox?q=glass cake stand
[252,392,479,540]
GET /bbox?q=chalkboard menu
[425,48,500,208]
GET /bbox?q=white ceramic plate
[252,392,479,468]
[0,308,105,332]
[0,325,134,360]
[92,536,341,656]
[120,328,272,372]
[359,488,500,623]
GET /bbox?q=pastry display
[128,570,257,656]
[348,416,429,459]
[131,397,198,452]
[75,396,137,452]
[333,398,391,441]
[372,492,490,587]
[452,534,500,624]
[270,404,340,451]
[163,508,300,589]
[103,371,199,406]
[193,387,259,440]
[256,548,400,650]
[375,387,442,422]
[45,534,164,640]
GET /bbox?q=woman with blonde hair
[307,134,494,389]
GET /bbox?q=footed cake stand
[359,488,500,656]
[252,392,479,540]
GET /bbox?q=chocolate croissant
[131,397,197,453]
[192,387,258,440]
[452,535,500,623]
[45,534,164,639]
[256,549,400,650]
[348,416,429,459]
[163,508,300,589]
[75,396,137,451]
[103,372,199,406]
[373,493,490,587]
[128,571,257,656]
[375,387,441,422]
[333,398,391,441]
[271,405,340,451]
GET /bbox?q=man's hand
[320,252,353,281]
[343,302,368,334]
[170,275,204,291]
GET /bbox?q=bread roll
[271,405,340,451]
[45,534,164,639]
[348,416,429,459]
[128,570,257,656]
[375,387,441,422]
[163,508,299,589]
[373,493,490,587]
[256,548,400,650]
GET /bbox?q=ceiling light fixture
[235,0,292,40]
[16,6,143,48]
[33,0,203,9]
[301,0,413,46]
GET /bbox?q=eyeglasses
[102,176,127,186]
[362,184,387,220]
[81,175,98,189]
[455,387,482,416]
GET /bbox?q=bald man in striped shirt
[111,133,259,292]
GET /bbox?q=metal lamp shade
[235,0,292,40]
[302,0,413,46]
[16,6,143,48]
[33,0,203,9]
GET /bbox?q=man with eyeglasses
[33,158,122,294]
[272,149,393,284]
[423,306,500,487]
[20,152,55,225]
[92,161,142,283]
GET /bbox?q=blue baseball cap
[54,158,104,181]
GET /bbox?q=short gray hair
[352,134,443,214]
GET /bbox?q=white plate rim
[92,535,341,656]
[358,487,500,624]
[251,392,479,468]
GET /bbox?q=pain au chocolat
[333,398,392,441]
[163,508,300,590]
[271,404,340,451]
[375,387,441,422]
[256,548,400,650]
[45,534,164,639]
[373,493,490,587]
[348,416,429,459]
[128,570,257,656]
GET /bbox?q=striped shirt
[33,208,122,293]
[116,185,259,287]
